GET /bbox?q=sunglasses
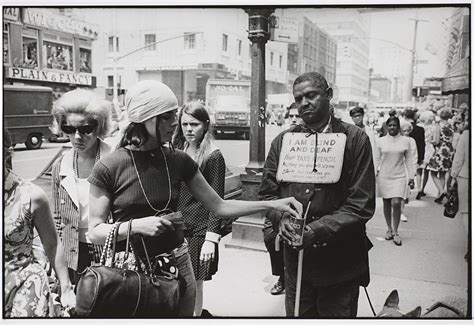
[61,123,97,135]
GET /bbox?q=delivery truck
[206,79,251,139]
[4,85,54,149]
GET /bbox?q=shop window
[21,28,38,68]
[43,40,73,71]
[79,48,92,73]
[222,34,228,52]
[3,23,9,64]
[184,33,195,50]
[145,34,156,51]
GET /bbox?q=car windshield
[215,96,248,111]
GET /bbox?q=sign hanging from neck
[276,132,346,184]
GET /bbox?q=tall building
[3,8,99,100]
[287,8,370,108]
[77,8,288,105]
[442,6,469,108]
[275,9,337,92]
[370,76,392,103]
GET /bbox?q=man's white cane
[294,199,313,317]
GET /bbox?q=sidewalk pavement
[203,182,470,318]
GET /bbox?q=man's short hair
[349,106,364,117]
[293,72,329,90]
[288,102,298,111]
[403,108,415,120]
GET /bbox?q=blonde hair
[53,89,112,139]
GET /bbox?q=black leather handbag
[75,221,180,318]
[444,183,459,219]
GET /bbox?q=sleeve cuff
[205,232,221,244]
[307,219,333,244]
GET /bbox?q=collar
[59,139,111,176]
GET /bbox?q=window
[145,34,156,51]
[279,55,282,68]
[3,23,9,64]
[79,48,92,73]
[222,34,228,52]
[107,75,114,87]
[108,36,119,52]
[184,33,195,50]
[237,39,242,56]
[43,40,73,71]
[22,28,38,68]
[270,52,274,65]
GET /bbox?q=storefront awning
[442,57,470,94]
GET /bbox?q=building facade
[287,9,370,108]
[78,8,288,106]
[276,9,337,92]
[3,8,98,100]
[442,6,469,109]
[370,76,392,103]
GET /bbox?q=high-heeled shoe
[415,191,425,200]
[434,193,447,204]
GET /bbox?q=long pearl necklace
[73,141,101,179]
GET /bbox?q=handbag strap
[139,235,155,275]
[123,219,133,261]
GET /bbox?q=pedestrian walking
[426,108,455,204]
[4,130,75,317]
[259,72,375,317]
[87,80,302,317]
[172,101,226,316]
[399,121,418,222]
[51,89,113,284]
[403,109,425,191]
[450,112,469,261]
[375,116,416,246]
[416,110,437,200]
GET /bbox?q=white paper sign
[276,132,347,184]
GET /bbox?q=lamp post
[228,8,274,251]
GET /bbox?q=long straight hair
[172,101,215,167]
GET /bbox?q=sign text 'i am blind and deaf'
[276,132,346,184]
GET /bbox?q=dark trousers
[263,226,284,277]
[68,241,94,285]
[285,272,360,317]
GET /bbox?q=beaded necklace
[73,141,101,179]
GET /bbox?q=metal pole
[294,199,313,317]
[407,19,428,102]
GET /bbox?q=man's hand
[408,179,415,190]
[291,226,316,250]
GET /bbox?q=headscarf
[125,80,178,123]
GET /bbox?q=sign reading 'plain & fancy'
[277,132,346,184]
[7,67,93,86]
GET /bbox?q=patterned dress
[427,122,455,172]
[178,149,226,281]
[4,174,55,318]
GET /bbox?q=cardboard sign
[276,132,347,184]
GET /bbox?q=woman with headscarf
[4,130,75,317]
[87,80,302,317]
